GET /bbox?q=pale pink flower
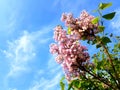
[50,25,90,81]
[55,54,63,64]
[61,10,99,40]
[49,10,100,81]
[49,43,58,54]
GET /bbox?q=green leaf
[73,80,81,88]
[60,76,65,82]
[96,44,101,48]
[99,2,112,10]
[101,37,111,45]
[93,57,98,65]
[91,17,99,24]
[60,76,65,90]
[98,26,105,32]
[68,82,73,90]
[102,12,116,20]
[68,79,81,90]
[92,39,97,45]
[67,26,71,34]
[60,82,65,90]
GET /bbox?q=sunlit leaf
[99,2,112,10]
[73,80,81,88]
[60,76,65,90]
[91,17,99,24]
[67,26,71,34]
[60,82,65,90]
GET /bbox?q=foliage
[50,2,120,90]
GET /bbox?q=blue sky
[0,0,120,90]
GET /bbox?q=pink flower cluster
[61,10,99,40]
[50,25,90,81]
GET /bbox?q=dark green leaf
[101,37,111,45]
[102,12,116,20]
[97,61,104,69]
[91,17,99,24]
[68,82,73,90]
[99,2,112,10]
[98,26,105,32]
[92,39,97,45]
[87,40,90,44]
[96,44,101,48]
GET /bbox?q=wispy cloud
[3,31,36,77]
[111,8,120,34]
[2,25,53,89]
[29,72,62,90]
[3,25,53,77]
[29,55,63,90]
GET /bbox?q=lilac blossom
[61,10,99,40]
[50,25,90,81]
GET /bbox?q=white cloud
[4,31,36,77]
[3,25,53,78]
[29,55,63,90]
[29,72,62,90]
[111,8,120,34]
[2,25,54,89]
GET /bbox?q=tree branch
[79,66,116,89]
